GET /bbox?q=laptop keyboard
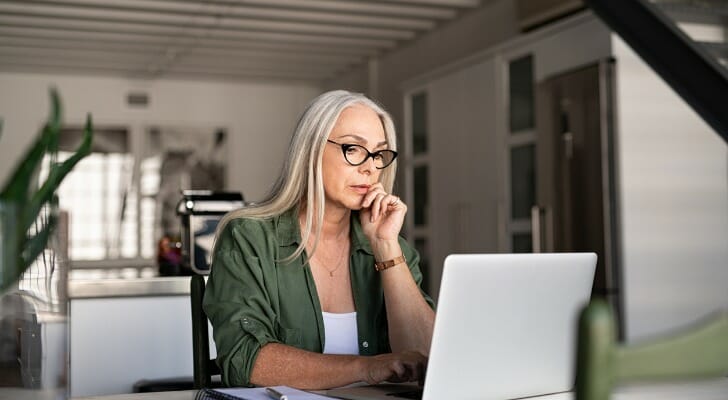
[386,389,423,399]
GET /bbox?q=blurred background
[0,0,726,397]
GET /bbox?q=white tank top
[322,311,359,355]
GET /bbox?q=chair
[179,191,244,389]
[190,274,221,389]
[575,299,728,400]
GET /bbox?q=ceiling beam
[0,15,398,48]
[0,26,380,56]
[0,2,416,40]
[14,0,437,30]
[163,0,458,19]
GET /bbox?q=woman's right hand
[361,351,427,385]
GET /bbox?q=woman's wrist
[370,239,402,262]
[354,356,373,383]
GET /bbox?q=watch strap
[374,255,406,272]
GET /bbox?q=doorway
[535,60,623,336]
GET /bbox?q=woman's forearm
[250,343,427,390]
[371,240,436,355]
[250,343,365,389]
[380,264,435,354]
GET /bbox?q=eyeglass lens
[343,144,396,169]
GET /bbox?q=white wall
[326,0,520,133]
[0,73,321,202]
[613,36,728,342]
[425,60,500,299]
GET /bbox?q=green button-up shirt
[203,207,434,387]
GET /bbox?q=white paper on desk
[215,385,334,400]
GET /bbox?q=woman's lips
[351,185,370,194]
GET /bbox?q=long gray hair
[216,90,397,263]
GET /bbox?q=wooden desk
[72,379,728,400]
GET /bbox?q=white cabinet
[69,278,215,398]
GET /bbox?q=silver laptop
[328,252,596,400]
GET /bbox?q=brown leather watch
[374,255,406,272]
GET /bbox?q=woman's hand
[359,183,406,243]
[361,351,427,385]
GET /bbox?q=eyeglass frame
[326,139,398,169]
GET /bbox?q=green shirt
[203,207,434,387]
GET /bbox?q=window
[506,54,537,252]
[40,127,143,262]
[405,90,432,292]
[41,125,228,267]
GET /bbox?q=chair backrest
[179,191,243,388]
[575,299,728,400]
[190,274,220,389]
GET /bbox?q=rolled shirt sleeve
[203,220,280,387]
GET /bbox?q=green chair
[191,274,221,389]
[575,299,728,400]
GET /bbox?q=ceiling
[0,0,485,83]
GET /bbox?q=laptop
[327,252,596,400]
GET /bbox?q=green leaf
[21,216,58,273]
[0,202,21,292]
[48,88,61,155]
[23,114,92,232]
[0,90,61,202]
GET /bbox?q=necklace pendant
[329,271,334,277]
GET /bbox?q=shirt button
[362,341,369,348]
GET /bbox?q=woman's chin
[347,203,364,211]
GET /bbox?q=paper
[211,385,334,400]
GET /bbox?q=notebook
[327,252,597,400]
[196,385,334,400]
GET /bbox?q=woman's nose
[358,155,376,174]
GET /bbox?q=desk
[72,378,728,400]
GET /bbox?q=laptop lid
[422,252,596,400]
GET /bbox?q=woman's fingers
[362,187,405,223]
[361,183,385,208]
[365,351,427,384]
[374,194,386,221]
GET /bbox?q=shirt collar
[276,207,301,247]
[276,207,373,255]
[350,211,373,255]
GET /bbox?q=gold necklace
[314,239,348,277]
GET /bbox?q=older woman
[203,90,435,390]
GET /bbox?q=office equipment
[328,252,596,400]
[179,190,244,389]
[575,299,728,400]
[178,190,245,274]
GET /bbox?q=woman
[203,90,435,390]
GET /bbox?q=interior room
[0,0,726,399]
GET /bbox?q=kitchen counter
[69,276,193,299]
[68,275,209,397]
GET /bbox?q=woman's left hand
[359,183,406,243]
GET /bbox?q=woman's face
[322,104,388,211]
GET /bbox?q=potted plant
[0,89,92,398]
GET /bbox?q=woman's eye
[373,153,383,161]
[345,146,361,155]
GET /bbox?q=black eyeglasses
[326,140,398,169]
